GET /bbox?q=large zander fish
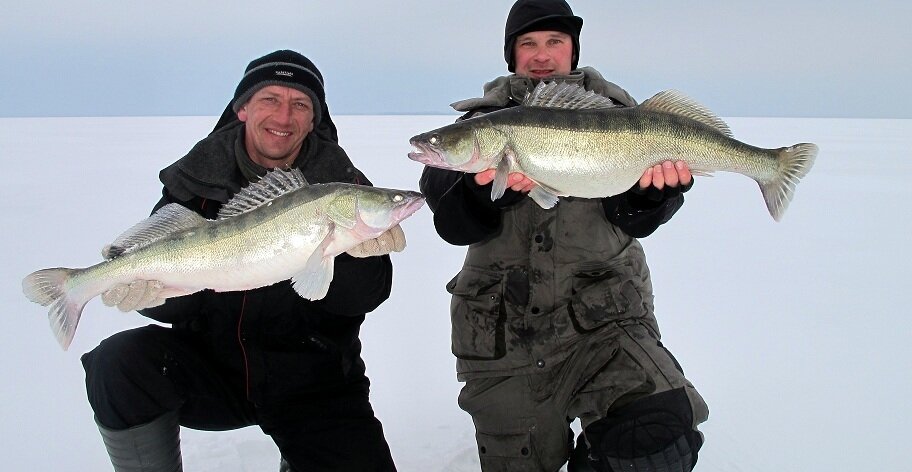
[23,168,425,350]
[408,82,817,221]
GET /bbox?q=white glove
[101,280,166,312]
[346,224,407,258]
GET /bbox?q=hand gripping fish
[22,168,425,350]
[408,82,817,220]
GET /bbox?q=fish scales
[474,106,776,197]
[83,187,335,291]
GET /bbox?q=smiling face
[237,85,315,169]
[513,30,574,79]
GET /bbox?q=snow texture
[1,115,910,471]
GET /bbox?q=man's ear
[237,106,248,122]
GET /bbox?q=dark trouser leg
[258,380,396,472]
[82,325,256,470]
[568,431,596,472]
[82,325,255,430]
[457,375,572,472]
[582,389,704,472]
[567,320,709,472]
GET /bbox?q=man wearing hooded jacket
[419,1,709,471]
[81,50,400,472]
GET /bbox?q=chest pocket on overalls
[447,267,506,360]
[568,263,645,333]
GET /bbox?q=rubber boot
[96,412,183,472]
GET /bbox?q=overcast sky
[2,0,909,118]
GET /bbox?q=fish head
[327,186,426,239]
[359,188,426,231]
[408,120,500,173]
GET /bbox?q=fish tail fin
[760,143,818,221]
[22,268,88,350]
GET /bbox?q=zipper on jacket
[236,292,251,400]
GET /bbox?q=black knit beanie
[230,50,325,126]
[504,0,583,73]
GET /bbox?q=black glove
[627,179,694,210]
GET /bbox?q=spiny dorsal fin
[639,90,733,137]
[102,203,207,259]
[523,82,620,110]
[218,168,309,220]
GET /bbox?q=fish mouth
[395,193,426,221]
[407,142,448,168]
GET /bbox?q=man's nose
[532,48,550,61]
[274,102,294,122]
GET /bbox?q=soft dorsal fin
[218,168,309,220]
[523,82,620,110]
[102,203,207,259]
[639,90,733,137]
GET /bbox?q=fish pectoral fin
[528,184,560,209]
[490,156,511,201]
[291,253,335,300]
[291,231,337,300]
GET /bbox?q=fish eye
[392,194,404,203]
[428,134,441,146]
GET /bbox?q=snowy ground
[1,115,909,471]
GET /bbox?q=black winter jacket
[140,122,392,404]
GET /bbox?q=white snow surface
[1,115,910,471]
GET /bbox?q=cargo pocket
[569,264,645,333]
[476,429,538,469]
[447,267,505,360]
